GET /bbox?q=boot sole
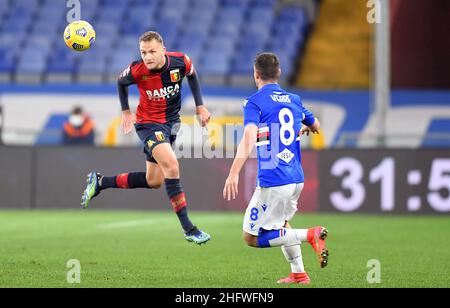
[319,228,329,268]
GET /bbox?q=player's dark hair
[72,106,83,115]
[254,53,281,81]
[139,31,164,46]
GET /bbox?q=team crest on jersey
[141,75,150,81]
[155,131,165,142]
[170,69,180,82]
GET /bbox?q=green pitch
[0,210,449,288]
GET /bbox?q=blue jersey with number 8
[243,84,315,187]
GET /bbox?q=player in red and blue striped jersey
[81,31,211,245]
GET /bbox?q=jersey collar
[259,83,281,92]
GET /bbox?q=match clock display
[319,150,450,214]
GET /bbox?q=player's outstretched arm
[117,68,136,134]
[187,71,211,127]
[300,117,321,136]
[223,124,258,201]
[121,110,136,135]
[196,105,211,128]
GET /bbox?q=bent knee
[147,181,162,189]
[161,162,179,178]
[243,232,258,247]
[146,175,164,189]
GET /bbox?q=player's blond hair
[139,31,164,46]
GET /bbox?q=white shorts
[243,183,304,236]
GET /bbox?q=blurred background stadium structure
[0,0,449,148]
[0,0,449,213]
[0,0,314,85]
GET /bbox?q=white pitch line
[96,218,171,230]
[96,215,239,230]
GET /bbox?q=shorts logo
[147,139,156,148]
[155,131,165,142]
[170,69,180,83]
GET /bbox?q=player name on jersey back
[270,93,292,103]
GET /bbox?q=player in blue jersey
[223,53,329,284]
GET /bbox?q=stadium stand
[0,0,320,86]
[296,0,373,89]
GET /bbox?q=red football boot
[277,272,311,284]
[307,226,329,268]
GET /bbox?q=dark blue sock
[176,207,199,235]
[99,172,151,190]
[99,175,117,190]
[128,172,150,188]
[165,178,198,235]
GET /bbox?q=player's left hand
[196,106,211,128]
[300,126,319,136]
[223,173,239,201]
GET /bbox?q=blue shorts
[135,121,180,164]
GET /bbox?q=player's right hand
[121,110,136,134]
[196,106,211,128]
[223,173,239,201]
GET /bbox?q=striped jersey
[118,52,194,124]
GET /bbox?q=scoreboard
[318,150,450,214]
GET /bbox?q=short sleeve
[243,99,261,127]
[117,63,136,86]
[302,106,315,126]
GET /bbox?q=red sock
[116,173,129,188]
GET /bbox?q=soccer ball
[63,20,96,51]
